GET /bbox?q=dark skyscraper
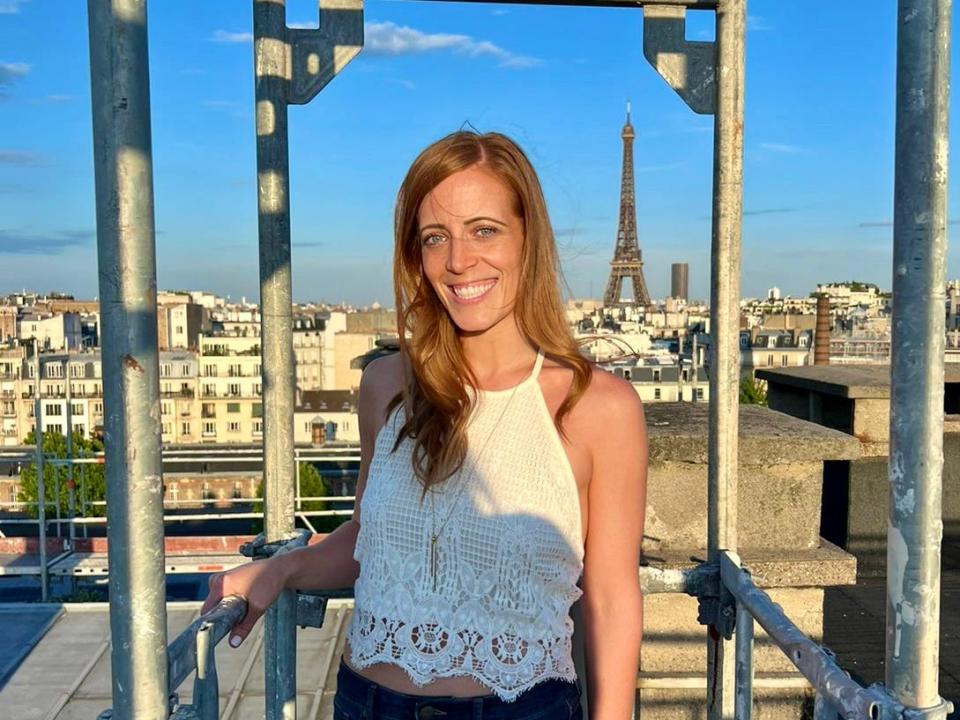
[603,104,652,308]
[671,263,689,301]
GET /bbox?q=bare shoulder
[575,365,647,444]
[359,352,405,436]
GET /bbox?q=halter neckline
[471,348,544,396]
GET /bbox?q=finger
[201,583,223,616]
[229,608,262,648]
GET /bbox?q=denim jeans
[334,658,584,720]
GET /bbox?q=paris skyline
[2,1,960,305]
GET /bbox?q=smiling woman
[203,130,648,720]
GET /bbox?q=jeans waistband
[335,657,582,720]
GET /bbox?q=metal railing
[78,0,955,719]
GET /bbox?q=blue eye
[421,233,445,247]
[476,226,497,238]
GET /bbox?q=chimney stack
[814,294,830,365]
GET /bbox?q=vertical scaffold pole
[888,0,952,712]
[707,1,746,719]
[87,1,169,718]
[65,356,76,548]
[34,344,47,601]
[254,2,298,717]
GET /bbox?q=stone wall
[571,402,860,719]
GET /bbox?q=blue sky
[1,0,958,304]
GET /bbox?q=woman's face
[418,165,525,335]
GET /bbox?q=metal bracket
[696,557,737,639]
[296,591,329,629]
[240,528,311,559]
[287,0,364,105]
[642,4,716,115]
[892,686,955,720]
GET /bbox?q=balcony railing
[161,388,194,398]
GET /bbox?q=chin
[447,309,510,336]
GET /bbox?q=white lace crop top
[345,350,584,701]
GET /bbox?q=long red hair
[388,131,592,498]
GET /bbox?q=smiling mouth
[448,279,497,302]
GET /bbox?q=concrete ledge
[645,403,862,464]
[757,365,960,400]
[642,540,857,588]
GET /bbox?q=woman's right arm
[200,352,398,646]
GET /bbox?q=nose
[445,235,476,274]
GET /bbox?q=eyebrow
[418,216,508,233]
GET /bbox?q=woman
[202,131,647,720]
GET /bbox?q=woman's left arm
[580,373,648,720]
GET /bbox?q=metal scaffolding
[85,0,954,718]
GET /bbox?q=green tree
[253,462,344,533]
[739,375,768,406]
[17,430,106,518]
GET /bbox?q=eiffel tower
[603,104,652,308]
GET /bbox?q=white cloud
[758,142,802,154]
[387,78,416,91]
[210,30,253,44]
[207,21,540,69]
[0,61,29,85]
[0,0,28,14]
[364,21,540,68]
[748,15,773,32]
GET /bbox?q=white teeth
[452,281,495,299]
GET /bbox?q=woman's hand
[201,556,290,647]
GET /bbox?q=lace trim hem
[345,653,578,703]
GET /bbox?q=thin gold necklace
[427,352,538,592]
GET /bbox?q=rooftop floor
[822,532,960,718]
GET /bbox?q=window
[162,422,172,435]
[229,363,242,377]
[162,382,171,394]
[654,388,661,400]
[227,402,240,413]
[71,403,83,416]
[653,369,661,382]
[254,383,262,396]
[767,354,774,366]
[175,325,183,334]
[203,384,216,397]
[781,354,788,367]
[46,364,62,378]
[94,402,103,414]
[181,422,191,435]
[160,364,172,377]
[228,421,240,433]
[682,369,689,381]
[696,388,705,400]
[203,421,216,436]
[74,423,85,437]
[46,403,62,416]
[162,402,171,415]
[203,365,218,377]
[228,383,241,397]
[252,402,263,418]
[253,420,263,434]
[2,400,15,416]
[182,364,190,375]
[48,423,63,435]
